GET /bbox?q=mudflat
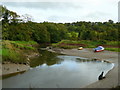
[1,63,30,76]
[57,48,118,88]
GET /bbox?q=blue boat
[94,46,104,52]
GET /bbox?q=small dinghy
[94,46,104,52]
[78,47,83,50]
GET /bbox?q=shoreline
[1,63,30,77]
[1,52,40,77]
[1,48,118,88]
[49,48,118,88]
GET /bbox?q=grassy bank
[1,40,119,64]
[1,40,39,64]
[52,40,119,52]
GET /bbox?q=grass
[106,41,118,46]
[1,40,119,64]
[0,49,2,55]
[10,41,37,50]
[1,48,9,56]
[2,50,26,64]
[3,40,37,50]
[52,40,100,48]
[52,40,119,52]
[11,41,37,45]
[2,40,39,64]
[105,48,119,52]
[12,43,35,50]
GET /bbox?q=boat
[78,47,83,50]
[94,46,104,52]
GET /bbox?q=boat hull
[94,50,104,52]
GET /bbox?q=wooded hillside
[1,5,119,43]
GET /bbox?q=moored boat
[94,46,104,52]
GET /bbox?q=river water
[3,50,114,88]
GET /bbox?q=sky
[1,0,119,23]
[118,1,120,22]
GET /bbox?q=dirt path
[54,48,118,88]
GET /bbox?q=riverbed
[58,48,118,88]
[2,49,117,88]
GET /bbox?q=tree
[1,6,20,24]
[70,31,78,40]
[56,24,69,40]
[108,20,114,24]
[45,23,60,42]
[21,14,33,23]
[32,24,50,43]
[1,5,118,42]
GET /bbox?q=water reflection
[2,50,114,88]
[29,50,62,67]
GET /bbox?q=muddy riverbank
[48,48,118,88]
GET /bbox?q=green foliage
[2,50,26,63]
[105,48,120,52]
[98,40,107,44]
[70,32,79,40]
[2,46,26,63]
[31,24,50,43]
[106,41,118,46]
[11,41,37,45]
[2,40,38,63]
[1,5,119,45]
[1,48,9,56]
[44,23,69,42]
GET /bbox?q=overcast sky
[1,0,119,23]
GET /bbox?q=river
[2,50,114,88]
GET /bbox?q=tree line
[1,5,119,43]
